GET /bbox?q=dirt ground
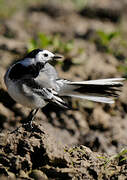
[0,0,127,179]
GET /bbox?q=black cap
[24,49,43,58]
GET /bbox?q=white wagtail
[4,49,125,127]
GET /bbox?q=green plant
[97,148,127,168]
[118,59,127,76]
[71,0,88,10]
[98,31,119,45]
[0,0,44,19]
[28,33,74,54]
[95,30,120,53]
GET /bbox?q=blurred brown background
[0,0,127,179]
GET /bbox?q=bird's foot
[10,109,39,134]
[22,121,34,131]
[9,120,33,134]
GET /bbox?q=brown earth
[0,0,127,179]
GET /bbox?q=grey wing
[34,87,70,109]
[23,78,70,109]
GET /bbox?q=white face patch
[36,50,55,63]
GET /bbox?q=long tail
[57,78,125,103]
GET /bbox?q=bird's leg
[10,109,39,134]
[24,108,39,128]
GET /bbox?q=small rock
[30,170,48,180]
[19,170,30,179]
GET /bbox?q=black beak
[53,54,63,60]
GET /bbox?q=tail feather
[68,78,125,85]
[57,78,125,104]
[66,94,115,103]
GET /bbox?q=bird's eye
[44,53,48,57]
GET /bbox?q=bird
[4,48,125,128]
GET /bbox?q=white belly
[6,80,48,109]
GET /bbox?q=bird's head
[24,49,63,65]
